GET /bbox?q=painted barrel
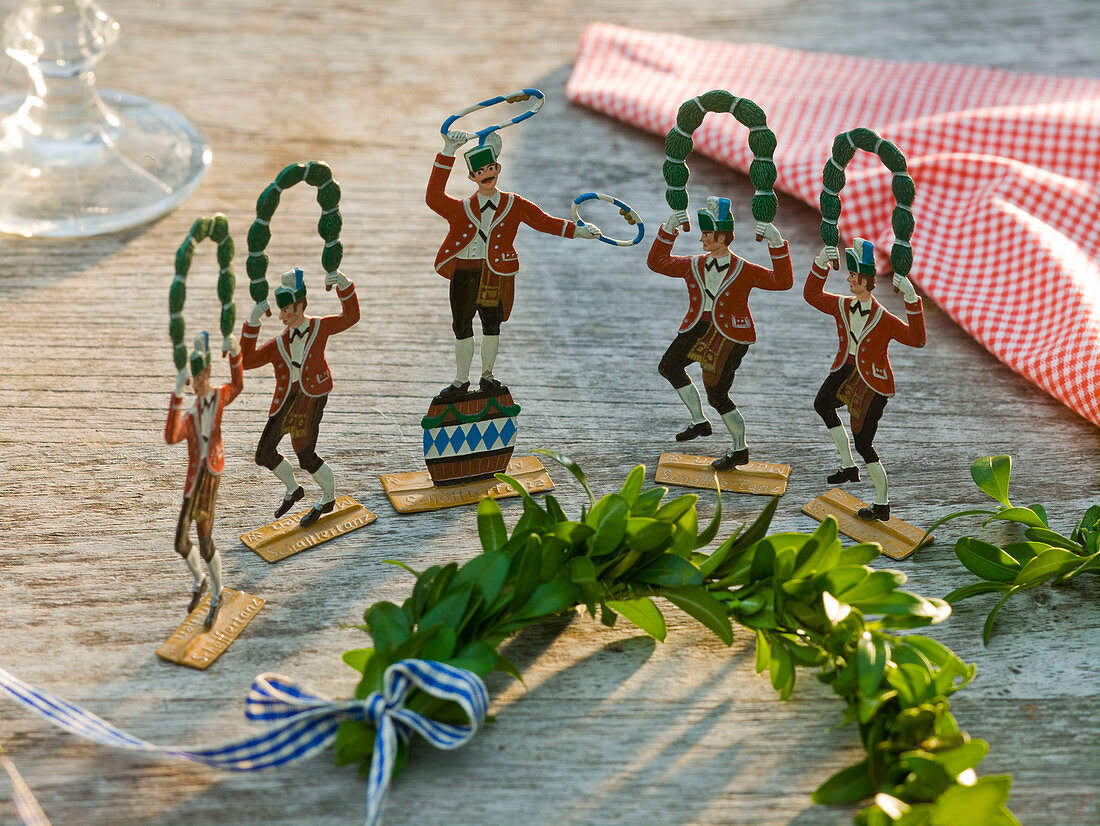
[422,388,520,486]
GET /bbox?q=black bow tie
[289,326,308,342]
[850,302,871,317]
[705,258,729,273]
[481,201,497,213]
[201,397,214,411]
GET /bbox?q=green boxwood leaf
[588,494,630,556]
[568,555,598,590]
[495,652,525,684]
[450,640,498,676]
[839,543,882,565]
[476,496,508,551]
[420,625,457,661]
[858,632,887,697]
[663,585,734,645]
[618,464,646,504]
[841,570,908,602]
[452,550,510,606]
[754,629,770,674]
[509,537,543,610]
[931,774,1013,825]
[631,486,667,518]
[935,739,989,776]
[654,493,698,524]
[625,517,675,553]
[812,759,875,805]
[983,587,1022,645]
[364,602,410,654]
[944,580,1011,603]
[955,537,1022,582]
[341,648,373,674]
[970,455,1013,507]
[983,506,1047,529]
[419,586,473,632]
[508,581,583,624]
[533,448,594,503]
[607,596,667,641]
[1014,547,1081,587]
[1022,527,1083,552]
[334,720,374,766]
[769,640,794,697]
[635,554,705,587]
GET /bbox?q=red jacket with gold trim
[240,282,359,416]
[804,261,925,397]
[165,351,243,496]
[647,226,793,344]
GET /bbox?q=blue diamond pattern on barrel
[499,418,517,445]
[423,428,434,456]
[464,422,484,452]
[449,425,467,453]
[481,420,500,449]
[433,428,451,455]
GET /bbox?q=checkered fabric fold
[566,24,1100,427]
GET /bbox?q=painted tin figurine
[165,332,243,629]
[242,267,360,528]
[427,129,601,400]
[648,196,793,470]
[805,240,925,521]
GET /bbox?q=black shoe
[203,593,221,630]
[479,375,505,393]
[857,503,891,522]
[300,499,335,529]
[827,466,860,485]
[712,447,750,472]
[275,486,305,518]
[436,381,470,402]
[675,421,712,442]
[188,575,208,613]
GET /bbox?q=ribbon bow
[0,659,489,826]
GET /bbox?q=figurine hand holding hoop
[169,214,236,369]
[570,192,645,247]
[246,160,344,313]
[819,128,916,292]
[440,88,545,145]
[663,90,779,235]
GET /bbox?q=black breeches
[814,364,888,464]
[658,321,748,415]
[450,267,502,338]
[255,389,328,473]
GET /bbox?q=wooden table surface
[1,1,1097,824]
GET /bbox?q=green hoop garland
[246,160,343,304]
[663,90,779,223]
[819,128,916,277]
[169,214,236,370]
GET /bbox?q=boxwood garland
[169,214,236,370]
[663,90,779,223]
[340,450,1018,826]
[820,128,916,278]
[246,160,343,304]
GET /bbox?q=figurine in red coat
[427,129,602,400]
[648,196,793,470]
[805,239,925,521]
[241,267,359,528]
[165,332,244,628]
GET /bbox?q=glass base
[0,88,210,237]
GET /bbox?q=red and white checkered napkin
[566,24,1100,427]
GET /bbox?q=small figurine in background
[242,267,359,528]
[427,129,601,400]
[805,239,925,521]
[165,332,243,629]
[648,196,793,470]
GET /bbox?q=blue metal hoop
[571,192,645,247]
[441,89,546,145]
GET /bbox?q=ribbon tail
[364,718,400,826]
[1,753,53,826]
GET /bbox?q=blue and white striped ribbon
[0,659,489,826]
